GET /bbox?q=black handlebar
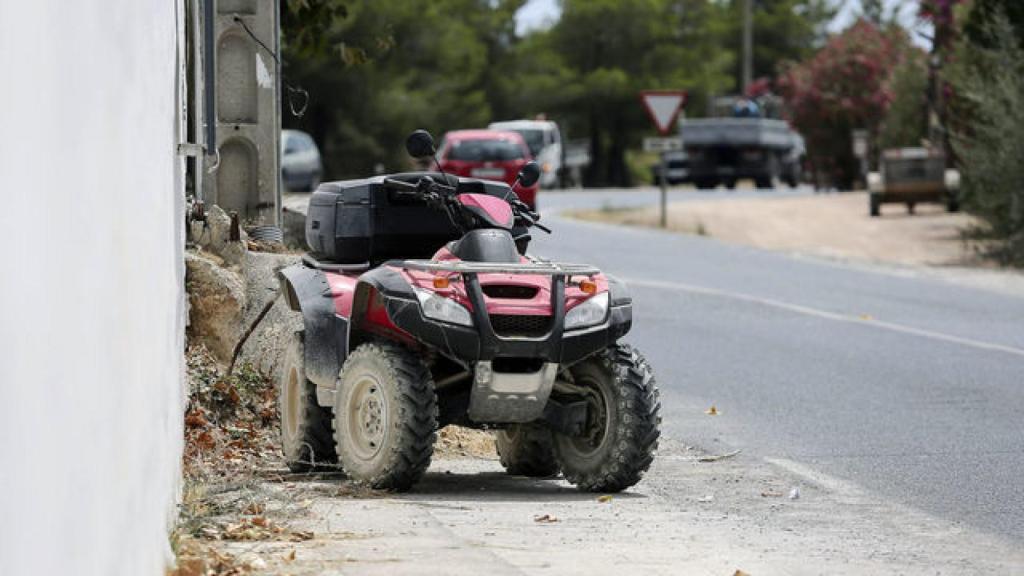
[382,175,549,234]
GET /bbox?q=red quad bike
[276,130,661,492]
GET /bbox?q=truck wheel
[279,332,337,472]
[496,424,559,477]
[785,164,802,188]
[334,342,437,491]
[869,194,881,217]
[755,177,773,190]
[554,344,661,493]
[947,196,960,213]
[907,202,916,215]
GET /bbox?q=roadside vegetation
[170,346,338,575]
[280,0,835,187]
[778,20,924,189]
[171,342,495,574]
[947,2,1024,265]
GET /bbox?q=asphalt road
[532,187,1024,542]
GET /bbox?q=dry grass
[171,347,499,574]
[170,346,345,575]
[435,425,496,459]
[572,191,990,267]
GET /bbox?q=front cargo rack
[399,259,601,276]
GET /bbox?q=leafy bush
[777,21,914,189]
[878,50,928,150]
[947,12,1024,265]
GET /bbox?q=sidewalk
[197,436,1024,575]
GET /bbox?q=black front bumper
[379,270,631,367]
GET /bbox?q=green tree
[860,0,885,24]
[726,0,837,93]
[878,47,928,150]
[946,5,1024,264]
[281,0,351,59]
[281,1,524,178]
[959,0,1024,48]
[538,0,734,186]
[278,0,839,187]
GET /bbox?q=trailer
[867,148,960,217]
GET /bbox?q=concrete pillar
[202,0,281,225]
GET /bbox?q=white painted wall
[0,2,186,575]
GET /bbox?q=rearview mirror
[516,161,542,188]
[405,129,436,158]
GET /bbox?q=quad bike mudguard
[278,263,349,390]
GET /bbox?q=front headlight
[564,292,609,330]
[414,288,473,327]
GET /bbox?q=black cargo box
[305,172,515,264]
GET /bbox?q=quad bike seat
[447,229,520,263]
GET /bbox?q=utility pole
[202,0,282,226]
[742,0,753,94]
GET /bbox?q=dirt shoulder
[176,440,1024,576]
[171,349,1024,576]
[571,191,988,268]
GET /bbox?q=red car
[437,130,538,209]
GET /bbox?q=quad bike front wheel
[334,342,438,491]
[278,332,338,472]
[553,344,661,492]
[496,424,560,477]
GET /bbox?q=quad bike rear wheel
[553,344,661,492]
[278,332,338,472]
[334,342,437,491]
[496,424,559,477]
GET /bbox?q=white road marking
[628,277,1024,359]
[764,457,867,496]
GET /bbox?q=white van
[488,119,563,189]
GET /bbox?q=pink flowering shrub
[777,21,913,188]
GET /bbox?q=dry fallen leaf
[760,490,782,498]
[284,549,297,562]
[597,495,613,503]
[170,557,205,576]
[534,514,559,523]
[859,314,873,321]
[705,405,719,416]
[184,409,209,429]
[734,570,751,576]
[195,431,217,450]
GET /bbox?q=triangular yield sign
[640,91,686,135]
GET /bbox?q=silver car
[281,129,323,192]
